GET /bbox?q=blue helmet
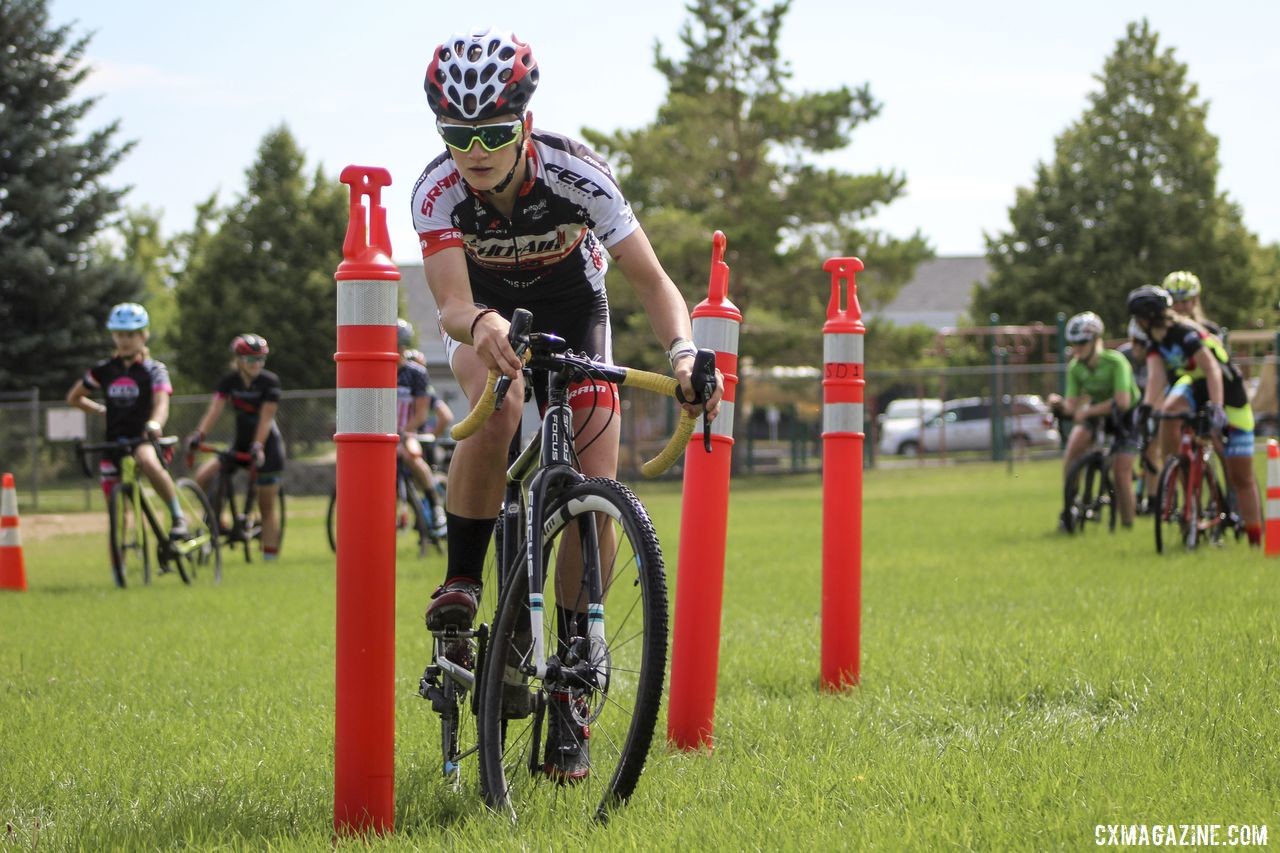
[106,302,149,331]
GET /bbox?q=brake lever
[674,349,717,453]
[494,308,533,411]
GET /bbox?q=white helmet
[425,29,539,121]
[1065,311,1104,344]
[1127,317,1149,345]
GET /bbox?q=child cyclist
[1048,311,1141,529]
[1127,285,1262,546]
[66,303,189,540]
[185,334,286,560]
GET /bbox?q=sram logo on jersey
[467,225,588,268]
[543,163,613,200]
[420,170,463,217]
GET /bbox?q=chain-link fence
[6,351,1276,508]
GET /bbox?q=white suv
[878,395,1060,456]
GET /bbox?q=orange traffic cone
[1,472,28,590]
[1266,441,1280,557]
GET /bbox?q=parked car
[876,397,944,429]
[877,395,1060,456]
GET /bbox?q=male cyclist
[395,319,448,536]
[186,334,286,560]
[66,303,189,540]
[1048,311,1140,529]
[1128,285,1261,546]
[412,28,722,780]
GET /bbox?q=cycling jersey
[83,356,172,441]
[397,360,430,432]
[1066,349,1140,406]
[411,129,639,305]
[1150,321,1248,410]
[214,369,282,447]
[1114,342,1147,394]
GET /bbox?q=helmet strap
[489,129,529,196]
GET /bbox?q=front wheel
[1155,455,1190,554]
[478,478,668,823]
[1063,451,1103,535]
[107,482,147,588]
[171,478,222,584]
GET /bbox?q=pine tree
[173,126,347,393]
[581,0,930,369]
[975,20,1263,332]
[0,0,142,393]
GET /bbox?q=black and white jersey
[411,129,639,305]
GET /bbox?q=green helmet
[1161,270,1201,301]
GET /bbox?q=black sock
[445,513,496,584]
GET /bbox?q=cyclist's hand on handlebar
[471,311,523,379]
[672,352,724,422]
[1205,402,1228,436]
[250,441,265,469]
[144,419,163,441]
[184,430,203,455]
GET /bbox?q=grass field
[2,459,1276,850]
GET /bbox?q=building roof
[872,255,989,329]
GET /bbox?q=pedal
[419,666,450,713]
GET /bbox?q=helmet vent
[498,68,512,83]
[467,43,483,61]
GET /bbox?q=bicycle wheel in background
[400,474,441,557]
[172,478,222,583]
[1062,451,1103,534]
[1155,455,1190,553]
[107,482,147,588]
[478,477,668,823]
[1195,463,1228,547]
[213,467,251,562]
[326,488,337,553]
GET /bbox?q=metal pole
[28,387,39,510]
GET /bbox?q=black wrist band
[469,308,499,341]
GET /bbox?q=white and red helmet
[425,28,539,121]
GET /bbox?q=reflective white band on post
[337,387,397,435]
[693,317,740,356]
[1268,498,1280,520]
[824,334,864,364]
[337,279,399,326]
[0,528,19,547]
[823,402,864,434]
[707,401,735,438]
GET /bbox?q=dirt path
[18,513,106,541]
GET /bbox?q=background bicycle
[76,436,221,587]
[1152,410,1244,553]
[326,437,446,557]
[419,308,714,823]
[189,443,286,563]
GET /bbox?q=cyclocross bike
[1061,417,1122,534]
[1152,410,1244,553]
[326,435,446,557]
[76,436,222,587]
[190,442,286,563]
[417,308,716,823]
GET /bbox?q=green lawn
[2,460,1276,850]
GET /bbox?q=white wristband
[667,337,696,370]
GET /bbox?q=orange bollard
[667,231,741,751]
[1,473,27,591]
[820,257,864,691]
[1266,440,1280,557]
[333,166,400,836]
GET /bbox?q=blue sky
[51,0,1280,267]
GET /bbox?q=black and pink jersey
[214,369,283,447]
[83,356,172,441]
[410,130,639,304]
